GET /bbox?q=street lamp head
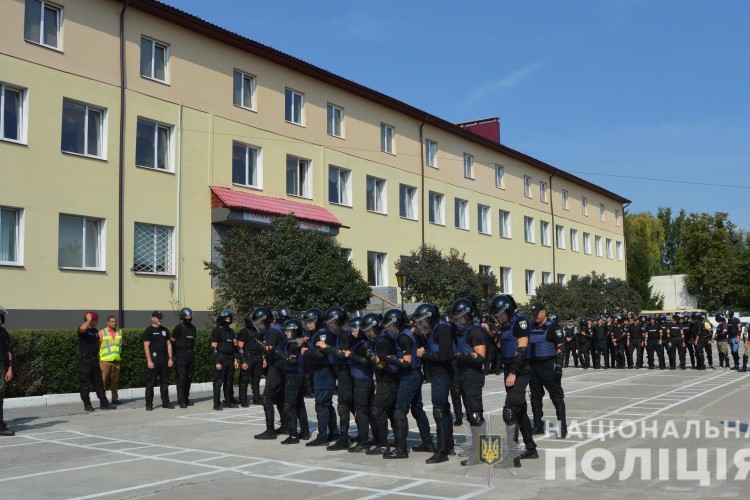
[395,269,408,289]
[482,282,490,296]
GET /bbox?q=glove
[553,363,563,381]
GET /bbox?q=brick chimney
[457,117,501,144]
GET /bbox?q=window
[540,221,550,246]
[583,232,591,254]
[478,204,490,234]
[557,274,567,285]
[327,103,343,138]
[133,223,173,274]
[606,238,613,259]
[285,89,304,125]
[616,241,624,261]
[399,184,417,220]
[340,248,352,262]
[582,196,588,216]
[600,203,606,222]
[556,225,565,249]
[429,191,444,225]
[61,100,105,158]
[500,267,512,293]
[495,165,505,189]
[595,235,603,257]
[381,124,395,154]
[328,166,351,206]
[286,156,311,198]
[232,142,261,188]
[140,36,169,83]
[1,83,26,143]
[570,228,579,252]
[58,214,103,270]
[540,181,548,203]
[367,251,387,286]
[525,269,536,295]
[366,176,386,214]
[542,272,552,285]
[615,209,621,227]
[524,176,532,198]
[425,139,437,168]
[479,264,491,276]
[524,216,535,243]
[233,70,255,110]
[454,198,468,230]
[0,207,22,265]
[499,210,511,238]
[463,153,474,178]
[562,189,569,210]
[136,118,172,171]
[24,0,61,49]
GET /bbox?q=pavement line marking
[0,440,44,449]
[0,457,146,482]
[69,470,225,500]
[323,472,367,485]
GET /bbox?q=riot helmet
[489,294,517,324]
[324,306,348,333]
[250,306,273,333]
[412,303,439,335]
[382,308,407,335]
[179,307,193,323]
[302,308,324,332]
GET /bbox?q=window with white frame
[1,83,27,143]
[615,209,621,227]
[463,153,474,178]
[582,196,588,216]
[58,214,103,270]
[540,220,550,246]
[500,267,512,293]
[557,273,566,285]
[425,139,437,168]
[524,216,535,243]
[562,189,569,210]
[140,36,169,83]
[616,240,623,261]
[136,118,172,171]
[0,206,22,265]
[366,176,386,214]
[478,204,490,234]
[233,70,255,110]
[479,264,491,276]
[328,165,351,206]
[583,232,591,254]
[454,198,469,230]
[327,103,343,138]
[381,123,395,154]
[600,203,606,222]
[340,247,352,262]
[24,0,61,49]
[542,271,552,284]
[556,224,565,249]
[606,238,613,259]
[595,235,603,257]
[232,142,261,188]
[499,209,511,238]
[540,181,548,203]
[525,269,536,295]
[524,176,532,198]
[495,165,505,189]
[429,191,444,225]
[285,88,304,125]
[399,184,417,220]
[61,99,105,159]
[367,251,387,286]
[133,222,173,274]
[570,228,579,252]
[286,155,312,198]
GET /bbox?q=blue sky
[163,0,750,228]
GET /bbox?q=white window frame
[135,117,173,172]
[525,269,536,296]
[24,0,62,50]
[616,241,624,261]
[556,224,565,249]
[540,181,548,203]
[367,251,387,286]
[615,209,621,227]
[500,267,512,294]
[328,165,351,207]
[562,189,569,210]
[495,164,505,189]
[366,175,387,214]
[524,216,535,243]
[542,271,552,285]
[477,204,490,235]
[479,264,492,276]
[557,273,567,285]
[232,141,262,189]
[341,248,353,262]
[327,103,344,138]
[58,214,104,271]
[570,228,579,252]
[454,198,469,230]
[600,203,606,222]
[286,155,312,199]
[499,209,511,239]
[429,191,444,225]
[540,220,551,247]
[381,123,395,154]
[399,184,418,220]
[140,36,169,83]
[595,235,603,257]
[523,176,532,198]
[583,232,591,255]
[133,222,173,275]
[582,196,588,216]
[606,238,613,259]
[61,99,106,159]
[425,139,437,168]
[285,88,304,125]
[0,83,28,144]
[463,153,474,179]
[233,70,256,111]
[0,206,24,266]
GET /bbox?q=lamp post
[395,270,408,312]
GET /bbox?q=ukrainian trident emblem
[479,434,502,466]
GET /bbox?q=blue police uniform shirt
[350,337,375,380]
[396,328,421,370]
[499,313,530,359]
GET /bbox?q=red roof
[210,186,342,226]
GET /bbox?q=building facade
[0,0,629,327]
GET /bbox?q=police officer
[528,303,567,438]
[725,309,742,370]
[143,311,174,411]
[715,313,730,368]
[367,313,399,456]
[253,306,287,439]
[610,315,627,369]
[449,316,464,427]
[627,315,645,369]
[277,319,310,444]
[562,319,578,368]
[77,312,116,411]
[303,308,340,446]
[211,309,237,411]
[171,307,196,408]
[347,314,378,453]
[0,307,15,435]
[664,313,686,370]
[577,318,592,369]
[694,314,712,370]
[450,298,487,433]
[592,317,609,369]
[645,315,665,369]
[321,306,353,451]
[683,313,697,368]
[236,312,264,407]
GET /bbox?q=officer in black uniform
[562,318,578,368]
[77,312,116,412]
[576,319,591,369]
[683,314,697,368]
[610,315,627,369]
[715,313,730,368]
[211,309,237,411]
[236,312,264,407]
[627,315,645,369]
[346,314,377,453]
[450,299,487,433]
[253,306,287,439]
[171,307,196,408]
[492,294,537,463]
[592,317,609,369]
[367,313,400,456]
[447,315,463,427]
[321,306,353,451]
[645,315,665,369]
[277,319,310,444]
[725,309,742,370]
[528,303,567,438]
[665,313,686,370]
[0,307,15,435]
[143,311,174,411]
[303,308,340,446]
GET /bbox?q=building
[649,274,698,310]
[0,0,629,327]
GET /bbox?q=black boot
[742,355,748,372]
[383,413,408,459]
[553,398,567,439]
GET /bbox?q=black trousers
[239,353,263,404]
[335,365,354,436]
[352,377,374,445]
[529,359,565,426]
[262,361,286,432]
[174,350,195,404]
[577,343,591,368]
[594,339,609,368]
[647,340,666,368]
[668,338,686,368]
[145,354,170,406]
[457,367,485,424]
[213,353,234,405]
[78,353,107,405]
[613,342,626,368]
[371,373,398,447]
[450,368,463,420]
[563,342,578,367]
[502,361,535,451]
[283,371,309,438]
[685,340,697,367]
[627,341,644,368]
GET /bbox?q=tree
[395,245,499,314]
[624,211,665,309]
[657,207,686,273]
[205,215,372,318]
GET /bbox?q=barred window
[133,223,173,274]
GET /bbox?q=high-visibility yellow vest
[99,328,122,362]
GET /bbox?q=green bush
[5,328,237,398]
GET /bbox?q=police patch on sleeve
[320,335,327,342]
[519,320,527,330]
[555,329,564,338]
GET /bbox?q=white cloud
[464,58,550,105]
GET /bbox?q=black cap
[151,310,163,319]
[530,302,546,316]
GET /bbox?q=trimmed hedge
[5,328,234,398]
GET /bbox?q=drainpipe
[419,116,427,246]
[175,100,183,306]
[118,0,129,327]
